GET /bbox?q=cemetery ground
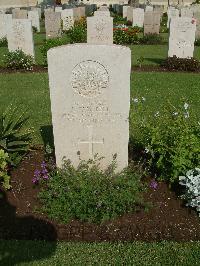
[1,16,200,264]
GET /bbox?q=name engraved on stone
[78,125,104,158]
[71,60,109,98]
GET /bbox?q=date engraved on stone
[71,60,109,98]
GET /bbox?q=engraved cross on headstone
[78,125,104,158]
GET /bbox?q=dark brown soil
[0,150,199,242]
[0,66,200,74]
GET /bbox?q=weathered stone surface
[144,11,161,35]
[61,9,74,31]
[127,6,133,22]
[181,7,194,18]
[132,8,144,27]
[28,10,40,32]
[0,14,12,39]
[87,15,113,44]
[12,9,28,19]
[123,5,129,18]
[45,12,61,39]
[94,10,110,16]
[47,44,131,171]
[73,7,80,21]
[167,7,179,28]
[168,17,196,58]
[145,5,153,12]
[55,6,62,13]
[7,18,34,57]
[78,6,86,18]
[31,7,41,19]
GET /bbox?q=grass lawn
[0,72,199,144]
[0,240,200,265]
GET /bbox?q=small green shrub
[32,26,38,33]
[67,19,87,44]
[38,157,144,224]
[195,38,200,46]
[179,168,200,216]
[0,105,33,166]
[0,149,11,190]
[130,100,200,183]
[113,28,140,44]
[141,34,163,45]
[4,49,34,71]
[0,37,7,47]
[40,38,66,65]
[162,56,200,72]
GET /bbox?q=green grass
[0,72,199,144]
[0,240,200,265]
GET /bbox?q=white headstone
[0,14,12,39]
[94,10,110,17]
[167,7,179,28]
[31,7,41,19]
[55,6,62,13]
[12,9,28,19]
[45,12,62,39]
[144,11,161,35]
[123,6,129,18]
[127,6,133,22]
[61,9,74,31]
[168,17,196,58]
[132,8,144,27]
[87,15,113,44]
[28,10,40,32]
[181,7,194,18]
[47,44,131,171]
[145,6,153,12]
[7,19,34,57]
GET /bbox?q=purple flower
[34,169,41,178]
[32,177,39,184]
[41,168,48,175]
[150,180,158,190]
[43,174,49,180]
[41,161,47,168]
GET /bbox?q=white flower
[184,111,189,118]
[154,111,160,117]
[142,97,146,102]
[145,147,149,153]
[173,112,178,116]
[133,98,139,103]
[184,103,189,110]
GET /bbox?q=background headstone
[61,9,74,31]
[45,12,61,39]
[7,19,34,57]
[145,5,153,12]
[47,44,131,171]
[12,9,28,19]
[144,11,161,35]
[168,17,196,58]
[0,14,12,39]
[132,8,144,27]
[28,10,40,32]
[87,15,113,44]
[123,5,129,18]
[127,6,133,22]
[167,7,179,28]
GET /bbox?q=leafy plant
[0,37,7,47]
[40,38,67,65]
[38,157,144,224]
[32,26,38,33]
[137,56,144,68]
[130,100,200,183]
[0,149,11,190]
[195,38,200,46]
[67,19,87,44]
[0,105,33,165]
[179,168,200,216]
[141,34,163,45]
[113,27,140,44]
[4,49,34,71]
[162,56,200,72]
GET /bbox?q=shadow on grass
[40,125,54,149]
[0,190,57,265]
[144,58,165,65]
